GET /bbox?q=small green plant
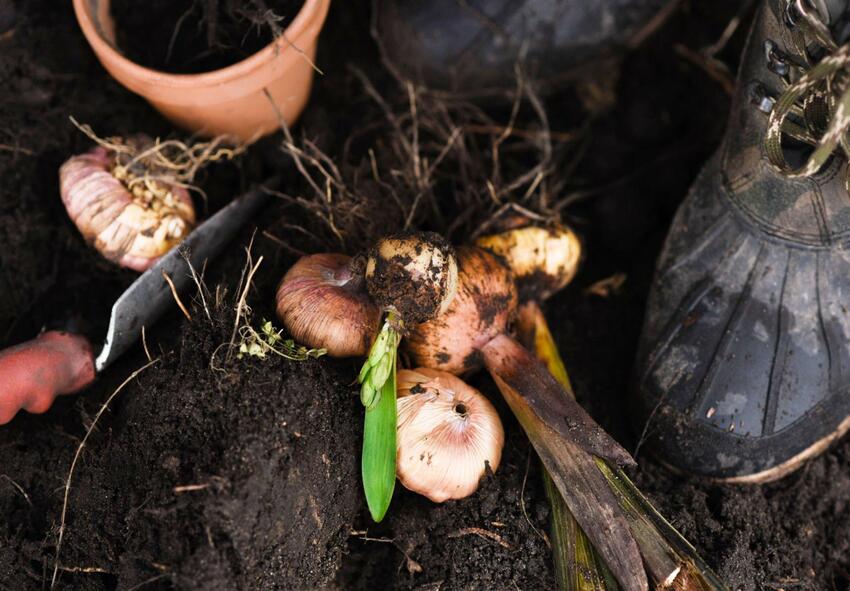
[237,319,326,361]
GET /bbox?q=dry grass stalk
[267,66,581,254]
[50,360,159,590]
[228,243,264,357]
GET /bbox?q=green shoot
[359,313,401,521]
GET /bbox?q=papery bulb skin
[406,246,517,374]
[476,225,581,300]
[276,253,381,358]
[365,231,458,323]
[396,368,504,502]
[59,145,195,272]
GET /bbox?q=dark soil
[2,1,850,591]
[112,0,305,74]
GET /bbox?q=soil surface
[2,1,850,591]
[112,0,305,74]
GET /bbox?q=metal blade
[94,179,279,371]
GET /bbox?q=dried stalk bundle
[518,301,727,590]
[269,67,577,254]
[516,301,616,591]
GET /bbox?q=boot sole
[654,412,850,484]
[719,412,850,484]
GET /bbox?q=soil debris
[112,0,305,74]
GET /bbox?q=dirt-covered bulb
[365,231,458,324]
[476,224,581,300]
[396,368,504,502]
[276,253,381,358]
[406,246,518,374]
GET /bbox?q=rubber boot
[634,0,850,482]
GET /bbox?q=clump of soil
[50,301,361,590]
[112,0,305,74]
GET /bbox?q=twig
[448,527,512,550]
[490,68,524,188]
[350,530,423,573]
[403,126,462,230]
[495,73,551,205]
[264,89,349,247]
[470,202,550,240]
[462,124,579,142]
[50,360,159,590]
[263,89,325,200]
[350,530,394,544]
[0,474,33,507]
[277,29,323,74]
[351,67,413,157]
[634,395,666,460]
[703,0,757,58]
[173,483,210,493]
[141,325,152,362]
[674,44,735,95]
[162,270,192,321]
[243,0,323,74]
[0,143,34,156]
[520,453,548,547]
[228,247,263,355]
[182,250,211,322]
[126,573,171,591]
[57,565,113,574]
[165,3,196,64]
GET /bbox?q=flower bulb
[396,368,504,502]
[276,253,381,357]
[59,144,195,271]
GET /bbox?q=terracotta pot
[73,0,330,140]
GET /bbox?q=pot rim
[72,0,326,89]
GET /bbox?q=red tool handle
[0,331,96,425]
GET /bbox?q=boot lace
[765,0,850,189]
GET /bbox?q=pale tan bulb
[276,253,381,357]
[365,231,458,323]
[476,225,581,299]
[396,368,504,502]
[59,145,195,272]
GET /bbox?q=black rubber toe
[634,156,850,480]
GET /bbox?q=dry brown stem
[227,240,263,358]
[268,65,579,253]
[50,360,159,590]
[162,270,193,321]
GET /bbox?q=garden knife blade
[0,180,277,425]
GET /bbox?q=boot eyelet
[764,40,791,77]
[749,82,776,113]
[784,0,801,28]
[784,0,817,29]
